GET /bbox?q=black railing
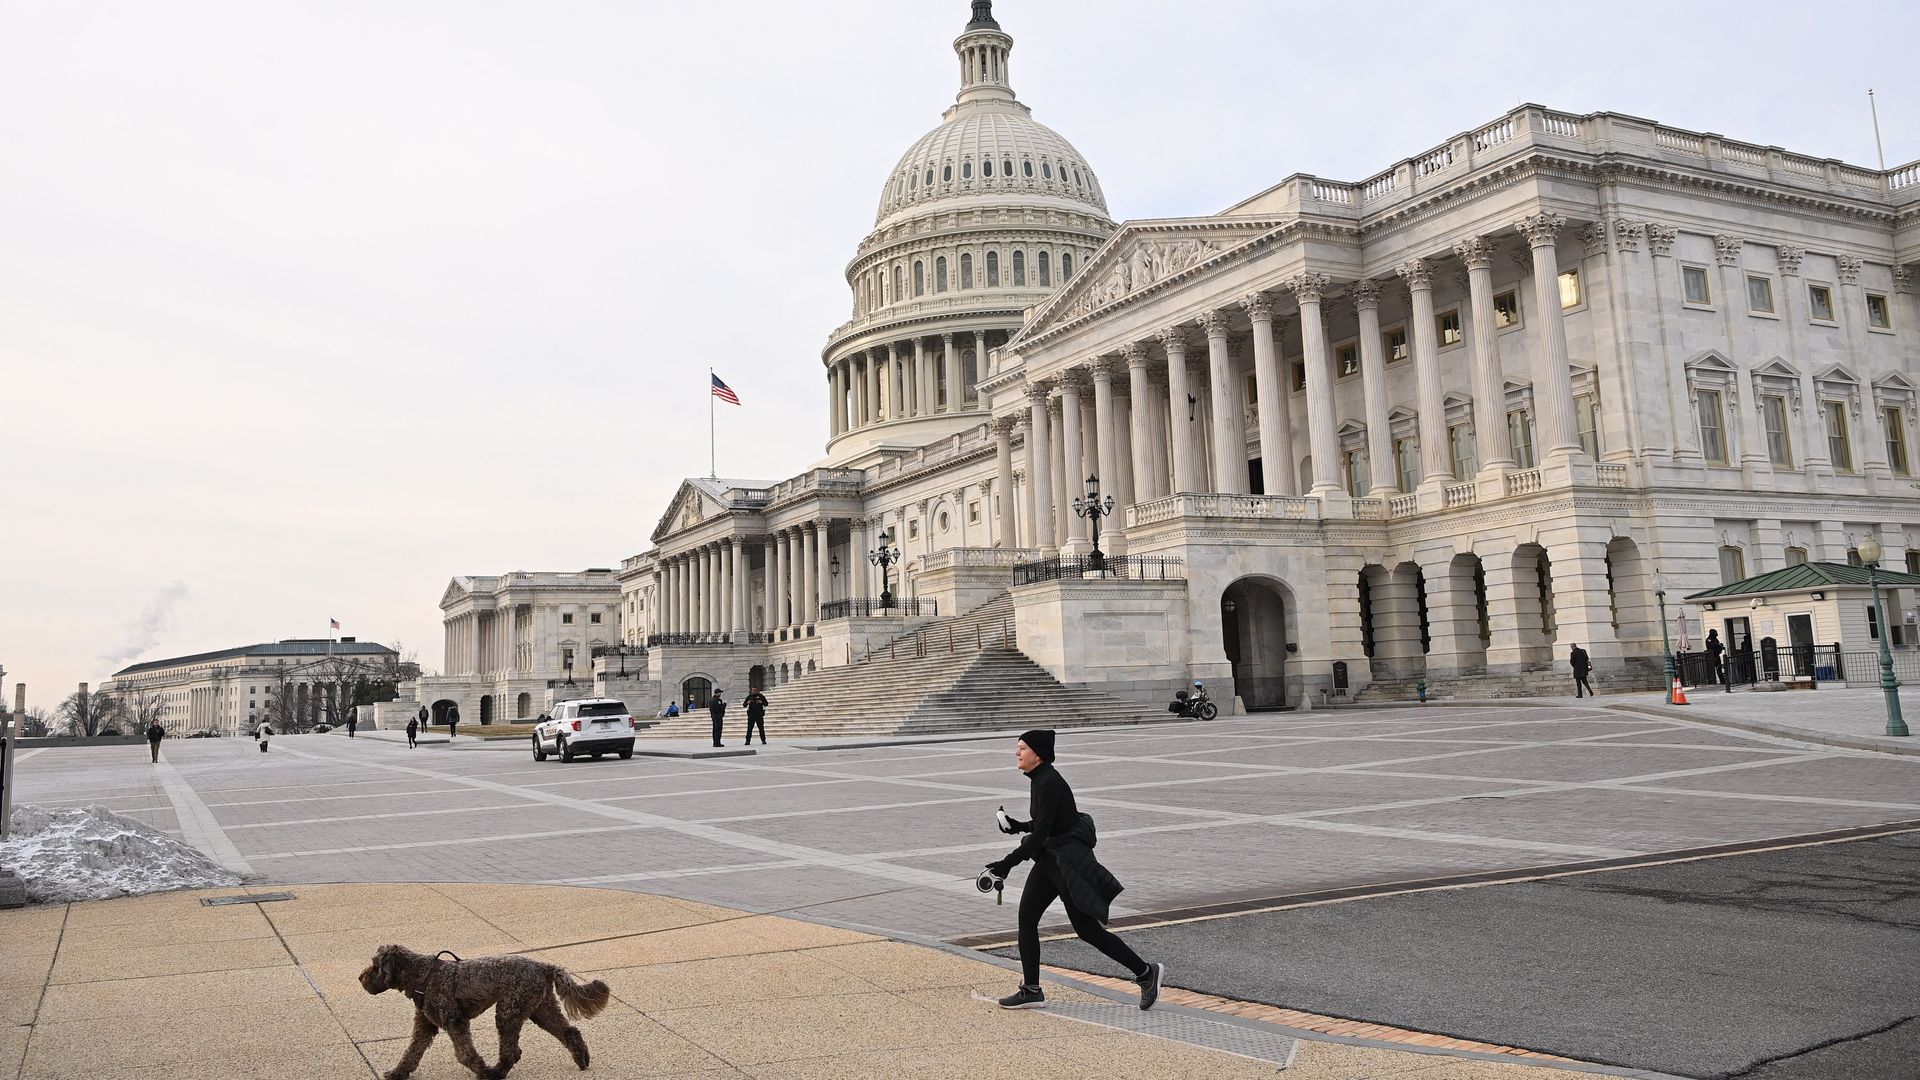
[590,644,646,659]
[821,598,938,620]
[1011,554,1185,586]
[743,631,776,644]
[646,632,734,647]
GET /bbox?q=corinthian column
[994,416,1018,545]
[1059,372,1089,546]
[1160,328,1202,493]
[1455,238,1514,471]
[1123,344,1158,502]
[1349,281,1395,496]
[1026,384,1057,552]
[886,343,904,420]
[772,530,789,633]
[815,519,832,615]
[730,538,748,633]
[1199,310,1249,493]
[1288,272,1342,496]
[1091,358,1121,506]
[1398,258,1452,484]
[1515,213,1580,458]
[799,523,816,626]
[913,337,930,416]
[1242,293,1295,496]
[941,333,957,412]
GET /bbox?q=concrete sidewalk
[0,883,1631,1079]
[1602,686,1920,756]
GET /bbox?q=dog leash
[503,874,983,958]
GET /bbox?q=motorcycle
[1168,685,1218,721]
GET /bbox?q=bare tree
[58,687,120,737]
[123,689,169,731]
[258,670,307,734]
[20,707,52,737]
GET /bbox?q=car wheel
[558,737,573,763]
[591,752,603,760]
[532,734,547,762]
[618,748,633,760]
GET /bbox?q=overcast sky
[4,0,1916,710]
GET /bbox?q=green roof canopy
[1684,561,1920,600]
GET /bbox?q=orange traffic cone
[1671,678,1690,705]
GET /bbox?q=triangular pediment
[1684,350,1738,373]
[1751,356,1800,378]
[1815,363,1861,386]
[1011,217,1283,346]
[440,578,473,609]
[651,481,722,543]
[1874,372,1917,393]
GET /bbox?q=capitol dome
[872,2,1108,230]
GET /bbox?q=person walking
[984,729,1163,1011]
[708,690,728,748]
[146,720,165,763]
[346,711,358,738]
[1570,643,1594,698]
[404,716,418,749]
[446,703,460,740]
[256,722,272,754]
[1705,629,1725,683]
[743,687,769,745]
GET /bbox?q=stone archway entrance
[430,699,458,725]
[681,676,713,710]
[479,695,493,725]
[1222,577,1292,710]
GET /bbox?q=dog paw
[382,1071,413,1080]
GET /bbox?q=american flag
[711,373,740,405]
[329,618,340,630]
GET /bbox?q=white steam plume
[99,582,190,667]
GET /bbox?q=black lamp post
[1654,571,1675,704]
[1072,473,1117,574]
[565,655,576,687]
[1857,534,1909,736]
[869,537,901,611]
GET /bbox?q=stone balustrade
[1387,494,1419,518]
[919,546,1040,571]
[1125,492,1317,528]
[1505,469,1544,497]
[1596,463,1630,488]
[1443,482,1478,509]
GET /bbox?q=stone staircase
[1352,659,1665,703]
[643,592,1164,740]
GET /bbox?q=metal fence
[1676,643,1920,688]
[859,615,1017,664]
[1011,554,1186,586]
[645,632,735,647]
[590,644,646,659]
[820,598,938,620]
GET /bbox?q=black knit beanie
[1018,728,1056,763]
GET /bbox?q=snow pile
[2,804,240,903]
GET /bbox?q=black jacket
[994,763,1125,923]
[744,692,768,719]
[1569,647,1591,676]
[709,698,728,720]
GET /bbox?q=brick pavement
[13,706,1918,945]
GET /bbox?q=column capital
[1452,237,1495,271]
[1089,356,1119,381]
[992,413,1021,436]
[1239,291,1276,321]
[1894,264,1913,294]
[1777,245,1806,275]
[1836,253,1864,285]
[1513,212,1567,248]
[1284,271,1331,303]
[887,341,900,358]
[1350,278,1382,311]
[1058,367,1089,393]
[1611,218,1646,254]
[1198,309,1232,338]
[1025,379,1052,406]
[1121,341,1151,366]
[1647,223,1678,258]
[1156,326,1189,354]
[1396,258,1434,290]
[942,331,955,344]
[1582,221,1610,257]
[1714,235,1743,267]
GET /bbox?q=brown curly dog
[359,944,611,1080]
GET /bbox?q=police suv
[531,698,638,762]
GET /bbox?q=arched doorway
[430,698,458,724]
[1221,577,1293,710]
[681,676,712,711]
[479,695,493,725]
[748,665,767,692]
[516,692,531,719]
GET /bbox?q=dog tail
[551,967,611,1021]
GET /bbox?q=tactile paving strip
[1042,1000,1298,1068]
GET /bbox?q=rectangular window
[561,613,574,624]
[1436,309,1462,347]
[1493,290,1521,328]
[1907,551,1920,575]
[908,520,920,538]
[1448,424,1477,480]
[1868,602,1880,640]
[1808,283,1835,323]
[1343,449,1368,497]
[1290,362,1305,393]
[1336,343,1360,378]
[1867,293,1893,330]
[1508,409,1535,469]
[1761,396,1792,467]
[1824,400,1852,470]
[1558,268,1582,308]
[969,501,981,523]
[1696,389,1727,464]
[1384,327,1408,363]
[1785,546,1809,566]
[1682,265,1712,306]
[1394,436,1420,493]
[1575,394,1600,458]
[589,612,602,624]
[1719,546,1746,586]
[1886,406,1910,475]
[1746,275,1775,314]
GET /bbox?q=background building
[101,639,401,735]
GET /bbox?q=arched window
[1062,253,1074,279]
[960,252,974,288]
[1718,545,1747,585]
[982,158,993,177]
[1072,166,1082,187]
[893,265,903,302]
[1003,158,1013,177]
[1023,160,1034,178]
[986,250,999,287]
[936,256,948,292]
[1042,161,1053,179]
[913,261,925,296]
[908,172,916,191]
[1038,251,1051,286]
[1784,546,1809,566]
[942,163,952,183]
[962,160,973,180]
[924,167,933,186]
[1012,250,1025,286]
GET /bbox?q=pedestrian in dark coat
[1570,643,1594,698]
[708,690,728,748]
[1705,629,1725,682]
[146,721,165,763]
[985,728,1163,1012]
[743,688,769,745]
[446,703,460,740]
[346,712,358,738]
[405,717,418,749]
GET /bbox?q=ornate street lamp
[869,536,901,611]
[1856,534,1909,736]
[1654,571,1675,704]
[565,655,577,687]
[1072,473,1117,574]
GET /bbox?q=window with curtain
[1718,545,1746,586]
[1696,389,1727,464]
[960,253,973,289]
[1575,395,1600,458]
[913,261,925,297]
[1449,424,1477,480]
[986,250,999,287]
[936,256,948,292]
[1343,449,1369,497]
[1885,406,1909,475]
[1762,396,1792,466]
[1394,436,1420,493]
[1824,400,1851,471]
[1508,409,1535,468]
[1012,250,1025,286]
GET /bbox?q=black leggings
[1018,868,1145,987]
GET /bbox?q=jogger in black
[986,728,1163,1011]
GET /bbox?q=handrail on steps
[859,614,1017,664]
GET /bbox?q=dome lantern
[954,1,1014,107]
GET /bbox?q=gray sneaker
[1135,963,1164,1010]
[997,984,1046,1009]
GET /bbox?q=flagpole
[709,366,717,479]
